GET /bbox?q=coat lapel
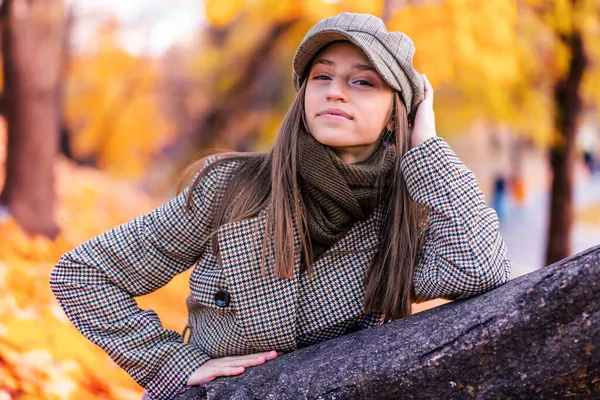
[218,209,301,352]
[296,205,385,336]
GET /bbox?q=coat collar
[217,205,384,352]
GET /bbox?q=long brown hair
[182,81,427,320]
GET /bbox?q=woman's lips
[317,108,353,120]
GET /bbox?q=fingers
[226,350,279,362]
[231,355,270,368]
[195,365,245,384]
[421,73,434,102]
[218,351,280,368]
[188,351,281,386]
[220,366,246,376]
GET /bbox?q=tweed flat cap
[293,12,424,116]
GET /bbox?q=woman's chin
[310,133,357,148]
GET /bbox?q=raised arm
[401,137,511,302]
[50,158,232,399]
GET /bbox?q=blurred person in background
[492,176,508,221]
[489,131,512,221]
[50,13,511,400]
[578,113,599,175]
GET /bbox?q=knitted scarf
[297,130,397,259]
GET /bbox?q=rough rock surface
[176,245,600,399]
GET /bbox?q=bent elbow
[473,232,512,291]
[49,252,85,299]
[473,253,512,295]
[49,255,70,298]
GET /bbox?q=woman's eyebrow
[313,59,376,72]
[314,58,335,67]
[353,63,376,71]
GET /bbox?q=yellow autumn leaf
[344,0,383,17]
[249,0,298,22]
[300,0,344,22]
[205,0,245,26]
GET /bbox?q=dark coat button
[214,290,231,308]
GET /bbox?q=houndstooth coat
[50,137,511,400]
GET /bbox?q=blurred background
[0,0,599,398]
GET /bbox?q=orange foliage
[205,0,245,26]
[205,0,383,25]
[65,22,174,179]
[0,119,191,399]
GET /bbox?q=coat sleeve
[50,157,230,400]
[400,137,512,302]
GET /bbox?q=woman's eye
[314,74,331,80]
[354,79,373,86]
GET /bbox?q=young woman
[50,12,511,400]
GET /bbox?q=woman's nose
[325,79,349,102]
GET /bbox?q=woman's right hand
[186,350,281,386]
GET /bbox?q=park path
[500,173,600,277]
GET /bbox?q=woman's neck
[330,140,380,164]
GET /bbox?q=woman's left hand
[410,74,437,149]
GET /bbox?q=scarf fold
[297,130,397,259]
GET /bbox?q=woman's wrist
[410,132,438,149]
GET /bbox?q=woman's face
[304,41,394,162]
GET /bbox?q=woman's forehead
[311,41,373,68]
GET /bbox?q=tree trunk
[58,5,75,161]
[177,244,600,399]
[0,0,65,238]
[545,19,587,266]
[190,20,296,153]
